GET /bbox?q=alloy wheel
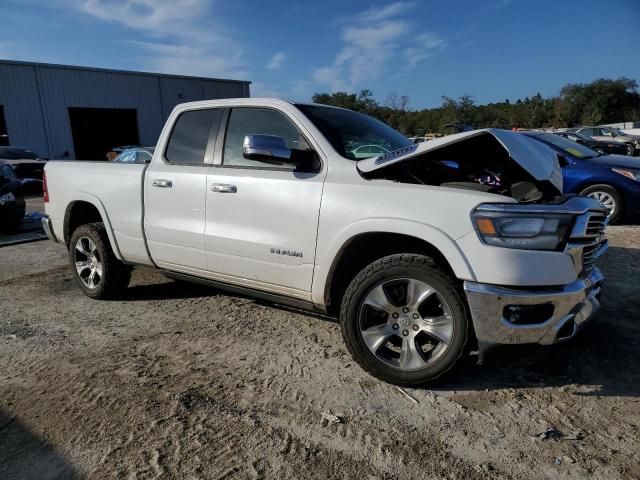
[74,236,103,289]
[587,191,616,218]
[358,278,454,371]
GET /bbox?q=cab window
[222,108,307,168]
[165,109,223,165]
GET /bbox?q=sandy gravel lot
[1,227,639,479]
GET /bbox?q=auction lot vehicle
[569,126,640,156]
[555,131,629,156]
[42,99,608,385]
[0,161,26,232]
[0,146,47,180]
[524,131,640,224]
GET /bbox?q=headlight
[473,211,574,251]
[612,168,640,182]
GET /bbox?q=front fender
[63,192,125,261]
[311,218,476,306]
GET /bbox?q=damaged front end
[357,129,564,203]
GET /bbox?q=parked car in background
[555,131,629,156]
[0,161,26,232]
[349,144,389,159]
[0,146,47,179]
[524,131,640,223]
[113,147,155,164]
[568,126,640,156]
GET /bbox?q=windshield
[527,133,599,159]
[296,104,412,160]
[612,128,627,136]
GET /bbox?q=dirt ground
[0,227,639,480]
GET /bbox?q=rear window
[165,109,223,165]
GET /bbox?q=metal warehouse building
[0,59,251,160]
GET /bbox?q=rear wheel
[340,254,469,385]
[580,184,622,224]
[69,223,131,299]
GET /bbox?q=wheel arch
[315,221,475,315]
[63,194,124,261]
[574,181,625,205]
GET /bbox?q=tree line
[311,78,640,136]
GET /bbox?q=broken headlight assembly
[472,208,574,251]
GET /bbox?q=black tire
[69,222,131,299]
[339,254,469,385]
[579,184,623,224]
[625,143,635,156]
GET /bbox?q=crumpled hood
[357,128,563,192]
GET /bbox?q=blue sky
[1,0,639,108]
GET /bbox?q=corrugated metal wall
[0,63,50,156]
[0,60,250,159]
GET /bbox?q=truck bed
[44,161,151,265]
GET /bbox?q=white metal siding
[0,60,250,159]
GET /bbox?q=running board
[161,270,324,314]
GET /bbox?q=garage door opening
[0,106,9,146]
[68,107,139,160]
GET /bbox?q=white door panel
[145,166,208,269]
[205,168,323,292]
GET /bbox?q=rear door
[144,107,223,272]
[204,107,325,296]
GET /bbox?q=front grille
[582,243,601,272]
[565,209,608,275]
[585,212,607,237]
[580,211,607,273]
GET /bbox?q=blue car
[523,131,640,224]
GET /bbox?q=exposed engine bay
[361,133,561,203]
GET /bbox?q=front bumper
[42,215,58,242]
[464,268,604,345]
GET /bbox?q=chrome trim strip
[475,196,609,216]
[41,215,58,243]
[463,268,604,345]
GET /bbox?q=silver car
[113,147,155,164]
[570,126,639,156]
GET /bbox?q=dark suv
[0,161,26,232]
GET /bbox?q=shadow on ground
[429,245,640,397]
[120,278,215,301]
[0,409,80,480]
[117,246,640,398]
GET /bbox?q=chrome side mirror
[243,134,292,164]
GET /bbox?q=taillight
[43,171,49,203]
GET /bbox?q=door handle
[210,183,237,193]
[152,179,173,188]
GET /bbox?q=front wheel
[340,254,469,385]
[69,223,131,299]
[580,184,622,224]
[625,143,635,156]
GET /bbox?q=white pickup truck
[43,98,608,385]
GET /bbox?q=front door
[145,107,223,272]
[204,107,325,297]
